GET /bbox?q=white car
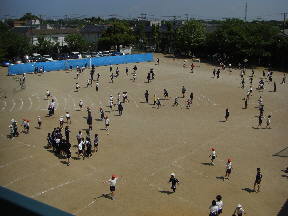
[43,55,54,61]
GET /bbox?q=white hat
[237,204,242,208]
[170,173,175,177]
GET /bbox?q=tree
[0,23,31,61]
[151,24,160,51]
[134,22,148,50]
[99,21,135,50]
[206,19,281,65]
[175,20,206,56]
[33,36,54,55]
[19,13,40,21]
[65,34,88,52]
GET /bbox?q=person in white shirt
[209,148,217,165]
[104,116,110,135]
[75,83,80,92]
[216,195,223,214]
[233,204,245,216]
[258,96,263,107]
[50,99,56,115]
[95,81,99,91]
[78,138,84,159]
[37,116,42,129]
[76,131,82,144]
[117,92,121,104]
[266,115,271,129]
[46,90,50,99]
[103,174,120,200]
[59,116,64,128]
[224,159,232,180]
[209,200,219,216]
[109,96,113,110]
[79,100,83,111]
[65,112,71,124]
[132,72,136,81]
[123,92,129,103]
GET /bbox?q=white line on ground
[28,97,33,110]
[74,200,97,215]
[9,99,16,112]
[31,170,98,198]
[64,97,67,111]
[1,101,7,111]
[19,98,24,110]
[4,163,61,187]
[0,155,33,169]
[31,179,76,198]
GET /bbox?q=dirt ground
[0,53,287,216]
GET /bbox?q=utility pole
[244,1,247,22]
[184,13,189,21]
[280,12,287,33]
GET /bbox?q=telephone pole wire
[280,12,287,33]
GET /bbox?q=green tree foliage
[19,13,40,21]
[99,21,135,50]
[33,36,55,55]
[134,22,148,50]
[175,20,206,56]
[65,33,88,52]
[206,19,284,65]
[0,22,31,61]
[151,25,160,51]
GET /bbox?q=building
[80,24,110,42]
[28,28,79,46]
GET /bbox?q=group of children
[8,58,286,215]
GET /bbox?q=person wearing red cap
[224,159,232,180]
[209,148,217,166]
[104,175,120,200]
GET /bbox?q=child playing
[169,173,180,192]
[209,148,217,165]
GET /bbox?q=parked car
[71,52,82,59]
[43,55,54,61]
[91,52,100,57]
[111,51,124,56]
[32,56,47,62]
[102,51,111,56]
[1,61,11,67]
[82,52,91,58]
[13,57,23,64]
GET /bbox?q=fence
[8,53,154,75]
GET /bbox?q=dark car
[111,51,123,56]
[2,61,12,67]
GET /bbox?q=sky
[1,0,287,21]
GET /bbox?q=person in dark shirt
[65,126,70,143]
[144,90,149,103]
[225,108,230,121]
[169,173,179,192]
[181,86,186,98]
[253,168,263,192]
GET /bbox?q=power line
[280,12,287,32]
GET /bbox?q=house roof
[80,24,110,33]
[11,27,79,36]
[30,28,79,35]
